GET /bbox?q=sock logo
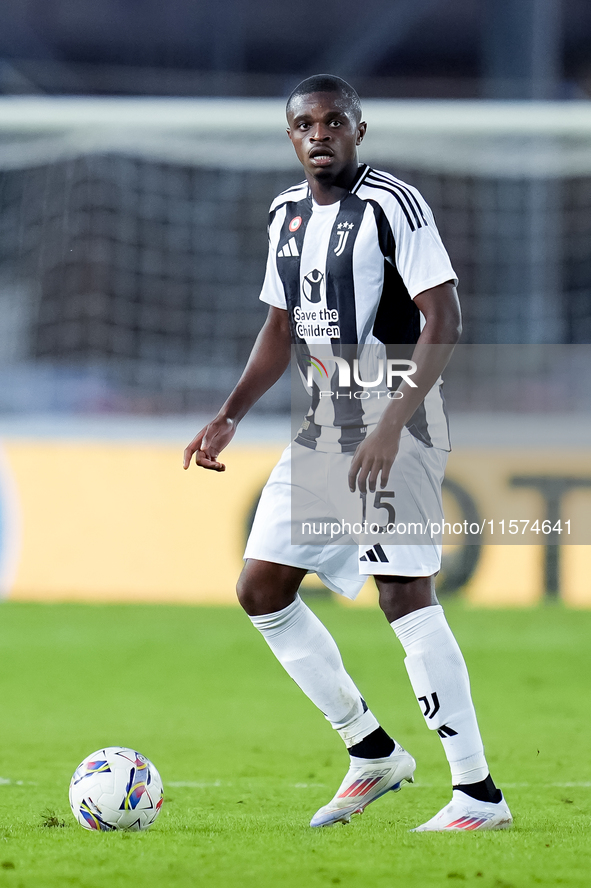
[418,692,441,720]
[437,724,458,738]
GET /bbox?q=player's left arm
[348,281,461,494]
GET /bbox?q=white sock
[249,595,379,747]
[392,605,489,785]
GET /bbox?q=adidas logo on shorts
[359,544,389,563]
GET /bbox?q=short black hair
[286,74,362,124]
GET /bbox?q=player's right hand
[182,416,236,471]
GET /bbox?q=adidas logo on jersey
[359,543,389,563]
[277,237,299,258]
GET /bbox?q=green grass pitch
[0,599,589,888]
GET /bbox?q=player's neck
[306,161,360,205]
[309,181,347,206]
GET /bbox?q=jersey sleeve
[259,205,287,309]
[383,184,458,299]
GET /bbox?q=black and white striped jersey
[259,164,458,453]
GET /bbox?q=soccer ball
[69,746,164,831]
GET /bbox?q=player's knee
[236,563,300,616]
[375,574,438,622]
[376,582,399,620]
[235,566,277,615]
[236,571,257,613]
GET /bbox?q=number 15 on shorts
[360,490,396,532]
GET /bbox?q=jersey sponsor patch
[293,306,341,339]
[302,269,324,304]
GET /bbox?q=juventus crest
[334,221,354,256]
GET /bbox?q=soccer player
[183,75,512,832]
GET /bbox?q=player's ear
[287,127,293,142]
[356,121,367,146]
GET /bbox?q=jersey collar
[349,163,370,193]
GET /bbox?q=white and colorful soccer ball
[69,746,164,831]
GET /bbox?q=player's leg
[238,557,386,747]
[242,443,394,755]
[237,558,416,826]
[375,574,512,831]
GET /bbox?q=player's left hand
[348,426,401,494]
[183,416,236,472]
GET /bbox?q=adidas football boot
[412,789,513,832]
[310,746,416,827]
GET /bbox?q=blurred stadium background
[0,0,589,605]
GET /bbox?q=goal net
[0,97,590,414]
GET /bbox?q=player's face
[286,92,366,187]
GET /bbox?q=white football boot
[310,746,416,828]
[412,789,513,832]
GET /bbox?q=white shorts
[244,430,447,600]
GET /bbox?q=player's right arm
[183,305,291,471]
